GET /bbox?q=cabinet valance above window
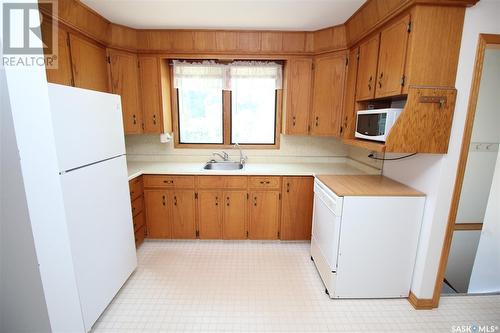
[172,60,283,90]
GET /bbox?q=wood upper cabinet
[342,48,360,139]
[355,34,380,101]
[248,191,280,240]
[144,190,171,238]
[138,56,163,133]
[108,49,143,134]
[375,15,410,98]
[284,58,313,135]
[171,190,196,239]
[280,177,314,240]
[223,191,247,240]
[41,18,73,86]
[310,52,347,136]
[68,33,109,92]
[198,190,222,239]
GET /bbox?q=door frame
[432,33,500,308]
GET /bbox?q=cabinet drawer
[135,225,145,248]
[131,197,144,217]
[197,176,248,189]
[129,176,143,201]
[248,176,281,189]
[132,210,145,232]
[143,175,195,188]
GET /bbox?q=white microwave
[355,108,403,142]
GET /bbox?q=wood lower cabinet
[144,190,171,239]
[223,191,248,239]
[171,190,197,239]
[129,176,146,248]
[198,190,222,239]
[108,49,143,134]
[249,191,281,240]
[281,177,314,240]
[311,52,347,136]
[68,33,109,92]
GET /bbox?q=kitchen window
[173,60,282,147]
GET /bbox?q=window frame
[170,61,282,149]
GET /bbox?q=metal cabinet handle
[162,195,165,206]
[133,114,137,124]
[253,197,257,206]
[215,196,218,206]
[368,76,372,91]
[292,116,296,126]
[378,72,383,88]
[153,114,157,125]
[174,196,177,206]
[315,116,319,127]
[286,183,290,193]
[226,196,230,206]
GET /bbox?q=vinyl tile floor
[92,240,500,332]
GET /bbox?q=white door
[48,83,125,172]
[60,155,136,331]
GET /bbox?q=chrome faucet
[213,151,229,161]
[234,143,247,165]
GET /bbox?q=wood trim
[408,291,434,310]
[432,34,500,309]
[454,223,483,231]
[45,0,478,56]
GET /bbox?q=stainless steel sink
[203,161,244,170]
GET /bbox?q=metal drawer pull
[259,180,271,184]
[163,180,174,184]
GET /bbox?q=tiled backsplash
[125,134,383,169]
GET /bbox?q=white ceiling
[80,0,365,31]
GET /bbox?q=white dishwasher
[311,177,425,299]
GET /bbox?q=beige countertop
[316,175,425,197]
[127,160,380,180]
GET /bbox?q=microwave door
[356,113,387,142]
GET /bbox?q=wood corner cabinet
[283,58,313,135]
[107,49,143,134]
[311,51,348,136]
[68,33,109,93]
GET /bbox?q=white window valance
[172,60,282,90]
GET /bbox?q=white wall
[469,140,500,293]
[382,0,500,299]
[0,40,52,333]
[126,133,349,163]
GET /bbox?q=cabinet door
[171,190,196,239]
[198,191,222,239]
[310,53,347,136]
[41,19,73,86]
[342,48,360,139]
[249,191,280,240]
[285,58,313,135]
[139,56,163,133]
[375,15,410,98]
[68,34,109,92]
[223,191,247,240]
[356,34,379,101]
[108,49,143,134]
[281,177,314,240]
[144,190,171,238]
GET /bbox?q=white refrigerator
[48,83,137,332]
